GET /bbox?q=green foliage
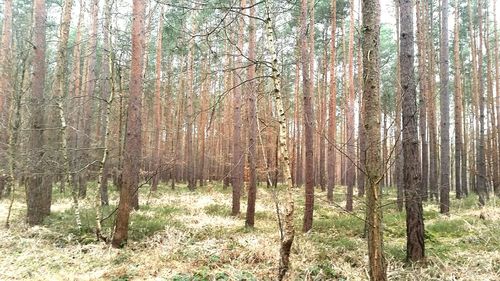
[427,219,467,238]
[331,237,358,252]
[384,211,406,238]
[386,244,407,260]
[331,215,364,236]
[204,203,231,217]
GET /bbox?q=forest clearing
[1,184,499,280]
[1,0,500,279]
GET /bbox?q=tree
[0,0,13,125]
[362,0,386,279]
[345,0,356,212]
[185,13,196,192]
[394,0,404,211]
[26,0,50,226]
[476,0,487,205]
[400,0,425,262]
[453,1,464,199]
[54,0,79,228]
[112,0,145,248]
[231,0,246,215]
[263,0,295,277]
[245,0,258,228]
[439,0,451,214]
[151,8,164,192]
[416,0,429,201]
[327,0,337,203]
[301,0,315,233]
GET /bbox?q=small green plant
[204,203,231,217]
[427,219,467,238]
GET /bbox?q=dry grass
[0,184,499,280]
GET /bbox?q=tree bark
[264,1,296,278]
[401,0,425,262]
[395,0,404,211]
[27,0,50,226]
[301,0,315,233]
[0,0,13,125]
[245,0,258,228]
[231,0,246,215]
[453,2,464,199]
[476,0,487,205]
[362,0,387,279]
[327,0,337,203]
[439,0,450,214]
[112,0,145,248]
[345,0,356,212]
[151,8,164,192]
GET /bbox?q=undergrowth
[0,182,499,280]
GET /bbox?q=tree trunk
[453,2,463,199]
[231,0,246,215]
[439,0,450,214]
[327,0,337,203]
[151,8,163,192]
[476,0,487,205]
[245,0,257,228]
[401,0,425,262]
[301,0,315,233]
[362,0,387,279]
[494,0,500,197]
[112,0,145,248]
[0,0,13,127]
[345,0,356,212]
[264,2,295,279]
[27,0,50,226]
[54,0,80,228]
[395,0,404,211]
[425,0,439,202]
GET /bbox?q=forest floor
[0,183,499,281]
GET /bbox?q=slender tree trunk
[327,0,337,203]
[425,0,439,202]
[476,0,487,205]
[264,2,295,279]
[54,0,80,228]
[231,0,246,215]
[151,8,164,192]
[401,0,425,262]
[494,0,500,197]
[357,4,365,197]
[186,22,196,191]
[0,0,13,127]
[79,0,99,198]
[319,44,327,191]
[416,0,428,201]
[395,0,404,211]
[245,0,258,228]
[484,2,499,197]
[27,0,49,226]
[467,0,478,196]
[345,0,356,212]
[362,0,387,279]
[301,0,315,233]
[112,0,145,247]
[453,2,464,199]
[439,0,450,214]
